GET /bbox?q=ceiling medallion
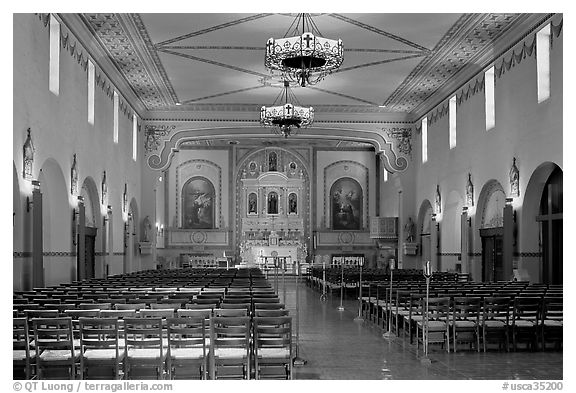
[265,13,343,87]
[260,81,314,138]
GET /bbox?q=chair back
[140,309,175,319]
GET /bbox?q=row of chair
[14,314,293,380]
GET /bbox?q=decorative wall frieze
[35,14,136,121]
[422,15,561,126]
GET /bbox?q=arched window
[331,178,362,230]
[182,177,215,229]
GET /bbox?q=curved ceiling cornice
[146,126,408,173]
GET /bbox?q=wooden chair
[404,293,426,344]
[166,317,207,379]
[482,297,511,352]
[451,296,481,352]
[214,308,249,317]
[540,296,563,350]
[511,296,541,351]
[253,316,292,380]
[78,317,123,379]
[209,316,251,379]
[416,297,451,353]
[123,318,166,379]
[254,309,289,317]
[13,317,33,379]
[32,317,78,379]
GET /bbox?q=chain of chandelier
[260,13,344,138]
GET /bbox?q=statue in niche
[142,215,152,242]
[509,157,520,197]
[268,192,278,214]
[466,173,474,207]
[71,154,78,195]
[289,193,297,214]
[268,151,277,171]
[435,184,442,214]
[101,171,108,204]
[248,193,257,214]
[23,128,35,180]
[404,217,415,243]
[122,183,128,213]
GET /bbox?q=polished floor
[271,274,563,380]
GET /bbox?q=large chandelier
[265,13,343,87]
[260,81,314,138]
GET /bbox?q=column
[461,207,469,275]
[503,198,514,280]
[32,181,44,288]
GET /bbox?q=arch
[417,199,433,270]
[476,179,506,229]
[521,161,563,283]
[330,177,363,230]
[80,176,100,228]
[37,158,72,286]
[181,176,215,229]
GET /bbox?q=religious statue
[101,171,107,204]
[509,157,520,197]
[23,128,35,179]
[71,154,78,196]
[466,173,474,207]
[289,193,297,214]
[268,192,278,214]
[435,185,442,214]
[142,215,152,242]
[404,217,415,243]
[122,183,128,213]
[268,151,277,171]
[248,193,257,214]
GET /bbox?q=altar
[239,232,307,273]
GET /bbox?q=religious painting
[331,177,362,230]
[288,193,297,214]
[267,191,279,214]
[248,192,258,215]
[182,177,215,229]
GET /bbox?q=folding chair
[253,316,293,379]
[32,317,78,379]
[78,317,123,379]
[166,317,207,379]
[209,316,251,379]
[123,318,166,379]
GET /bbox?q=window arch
[182,177,215,229]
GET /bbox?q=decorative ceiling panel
[79,13,546,115]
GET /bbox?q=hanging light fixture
[265,13,343,87]
[260,81,314,138]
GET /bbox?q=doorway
[78,227,96,280]
[538,166,562,285]
[481,228,503,282]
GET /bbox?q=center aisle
[275,275,562,380]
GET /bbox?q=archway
[476,180,506,282]
[79,177,101,280]
[521,162,562,284]
[38,158,71,286]
[124,198,140,273]
[417,199,433,270]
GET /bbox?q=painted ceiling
[78,13,545,118]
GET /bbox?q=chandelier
[260,81,314,138]
[265,13,343,87]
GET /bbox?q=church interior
[12,12,564,382]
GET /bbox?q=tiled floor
[275,275,563,380]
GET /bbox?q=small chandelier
[260,81,314,138]
[265,13,343,87]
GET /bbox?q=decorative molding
[113,252,126,256]
[42,251,77,257]
[514,252,542,257]
[13,251,33,258]
[144,124,176,153]
[383,126,412,157]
